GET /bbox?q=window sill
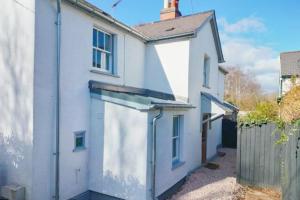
[202,85,210,89]
[172,160,185,170]
[90,68,120,78]
[73,147,86,153]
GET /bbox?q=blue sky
[88,0,300,93]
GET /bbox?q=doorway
[202,113,210,163]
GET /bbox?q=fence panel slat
[249,126,255,184]
[237,123,300,200]
[254,126,260,185]
[236,127,241,183]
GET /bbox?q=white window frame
[92,27,114,73]
[203,56,210,87]
[172,115,182,163]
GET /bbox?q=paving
[169,148,242,200]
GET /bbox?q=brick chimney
[160,0,182,20]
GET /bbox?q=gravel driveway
[169,148,242,200]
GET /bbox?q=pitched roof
[280,51,300,77]
[65,0,224,62]
[133,11,213,41]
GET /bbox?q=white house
[280,51,300,96]
[0,0,234,200]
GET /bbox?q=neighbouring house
[0,0,235,200]
[280,50,300,96]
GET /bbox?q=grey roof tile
[133,11,214,40]
[280,51,300,76]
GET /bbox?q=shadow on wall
[0,0,34,196]
[0,134,32,186]
[145,43,176,97]
[101,105,147,199]
[88,100,148,199]
[102,171,145,200]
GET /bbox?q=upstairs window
[203,56,210,87]
[92,28,114,73]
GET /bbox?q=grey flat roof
[280,51,300,77]
[89,81,194,111]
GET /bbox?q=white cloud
[219,17,267,33]
[219,17,280,93]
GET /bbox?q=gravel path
[169,148,243,200]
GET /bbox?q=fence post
[237,126,241,183]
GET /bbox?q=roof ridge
[281,50,300,55]
[133,10,215,28]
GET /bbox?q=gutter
[55,0,62,199]
[64,0,149,42]
[202,114,224,124]
[146,32,195,43]
[151,108,164,200]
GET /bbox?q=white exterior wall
[32,1,147,199]
[0,1,224,199]
[145,40,190,99]
[89,98,149,200]
[0,1,35,200]
[206,118,222,159]
[32,0,57,199]
[152,109,190,196]
[187,21,222,164]
[151,21,224,197]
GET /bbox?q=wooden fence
[237,124,300,200]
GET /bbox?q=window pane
[93,29,97,47]
[93,49,96,67]
[106,53,111,70]
[98,31,104,49]
[105,34,112,52]
[203,57,210,86]
[173,117,179,137]
[76,137,83,148]
[96,50,101,68]
[101,52,106,69]
[176,139,180,158]
[172,139,177,158]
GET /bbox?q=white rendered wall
[151,109,190,197]
[32,1,147,199]
[206,118,222,160]
[0,1,35,200]
[89,98,149,200]
[151,21,225,197]
[32,0,57,199]
[186,20,223,171]
[145,40,190,99]
[189,21,220,99]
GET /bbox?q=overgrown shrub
[280,86,300,123]
[239,101,279,126]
